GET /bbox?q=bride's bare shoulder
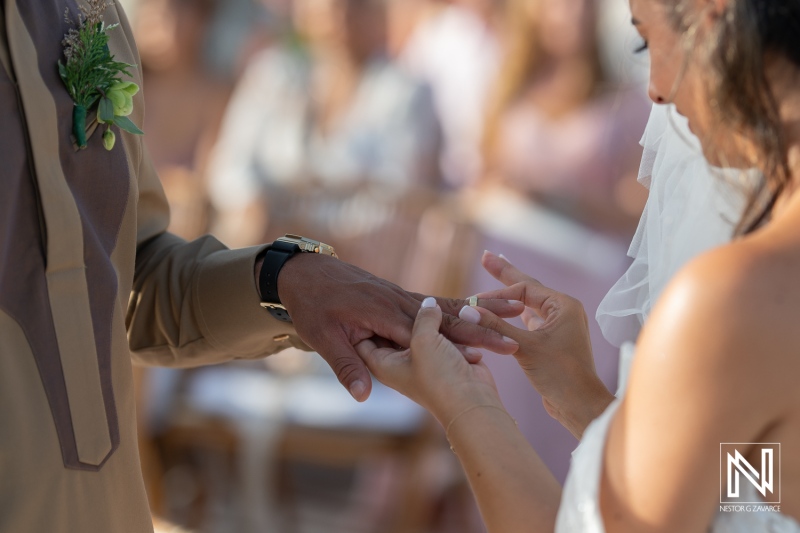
[662,237,800,335]
[635,237,800,408]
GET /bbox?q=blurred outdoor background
[120,0,652,531]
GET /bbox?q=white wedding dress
[555,104,800,532]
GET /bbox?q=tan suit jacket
[0,1,306,530]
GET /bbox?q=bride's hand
[462,252,614,439]
[355,298,504,425]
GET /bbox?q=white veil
[595,104,754,389]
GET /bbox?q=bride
[356,0,800,531]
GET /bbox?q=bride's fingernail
[459,305,481,324]
[503,336,518,345]
[499,253,509,261]
[465,347,483,359]
[422,297,438,309]
[508,300,523,306]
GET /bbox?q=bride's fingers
[468,287,546,331]
[368,336,396,349]
[453,344,484,364]
[473,286,524,302]
[356,338,412,383]
[411,300,445,345]
[476,282,558,316]
[355,338,386,373]
[521,307,545,331]
[458,305,526,349]
[412,303,483,363]
[482,251,540,287]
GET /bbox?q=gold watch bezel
[277,234,337,258]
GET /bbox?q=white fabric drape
[596,104,751,350]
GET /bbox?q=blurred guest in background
[482,0,649,237]
[132,2,234,525]
[134,0,231,239]
[208,0,442,250]
[399,0,501,188]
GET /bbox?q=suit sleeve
[112,3,309,367]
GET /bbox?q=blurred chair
[274,372,443,533]
[147,359,448,533]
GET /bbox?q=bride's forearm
[440,401,562,533]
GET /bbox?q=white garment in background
[208,47,440,211]
[596,104,750,351]
[556,104,799,531]
[400,5,500,187]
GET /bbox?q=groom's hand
[258,253,521,402]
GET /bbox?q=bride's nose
[648,82,666,105]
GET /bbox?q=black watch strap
[259,240,300,322]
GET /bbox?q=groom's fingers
[439,313,518,354]
[472,298,525,318]
[318,332,374,402]
[407,292,523,318]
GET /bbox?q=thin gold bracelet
[445,405,518,453]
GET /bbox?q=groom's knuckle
[440,297,461,312]
[330,355,363,382]
[486,312,503,327]
[441,313,458,330]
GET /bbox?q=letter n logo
[720,443,780,504]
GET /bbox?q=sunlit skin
[356,0,800,531]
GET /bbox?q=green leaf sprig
[58,0,143,150]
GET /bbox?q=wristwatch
[259,234,337,322]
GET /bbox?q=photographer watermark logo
[720,443,781,509]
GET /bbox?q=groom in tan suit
[0,1,516,531]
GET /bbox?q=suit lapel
[0,1,13,81]
[4,0,112,469]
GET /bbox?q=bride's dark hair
[672,0,800,234]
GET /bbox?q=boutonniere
[58,0,144,151]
